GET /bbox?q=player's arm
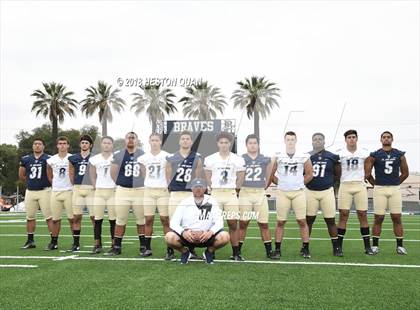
[195,157,205,178]
[111,163,119,183]
[165,161,172,186]
[47,164,53,184]
[68,162,75,185]
[140,163,146,179]
[18,166,26,183]
[364,156,375,186]
[89,165,97,187]
[303,159,313,185]
[399,155,409,184]
[265,157,276,188]
[205,170,212,191]
[334,161,341,182]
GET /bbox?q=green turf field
[1,212,419,309]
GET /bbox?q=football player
[269,131,313,258]
[138,133,171,258]
[238,134,277,259]
[68,135,95,251]
[336,130,373,255]
[18,138,53,249]
[204,132,246,261]
[365,131,409,255]
[89,136,116,254]
[305,133,342,257]
[45,136,74,251]
[106,132,145,256]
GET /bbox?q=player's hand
[199,230,214,243]
[182,230,194,243]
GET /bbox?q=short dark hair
[149,133,162,140]
[101,136,114,143]
[179,130,193,140]
[33,137,45,146]
[125,131,138,138]
[216,132,234,142]
[344,129,358,138]
[381,131,393,139]
[312,132,325,139]
[80,134,93,145]
[284,131,296,138]
[56,136,69,144]
[245,134,259,144]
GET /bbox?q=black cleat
[140,249,153,257]
[180,250,192,264]
[268,250,281,260]
[164,252,176,261]
[139,246,146,255]
[301,247,311,259]
[21,241,36,249]
[69,244,80,252]
[230,255,245,262]
[333,246,344,257]
[203,250,214,264]
[91,245,102,254]
[44,243,58,251]
[104,246,121,256]
[365,247,374,255]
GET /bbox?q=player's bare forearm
[47,165,53,184]
[89,166,97,188]
[18,167,26,183]
[196,159,205,178]
[364,156,375,186]
[205,170,212,188]
[267,159,277,187]
[69,163,75,184]
[236,171,245,190]
[399,156,409,184]
[303,160,313,185]
[334,163,341,182]
[111,164,118,182]
[165,164,172,185]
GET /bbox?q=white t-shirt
[336,147,370,183]
[47,153,73,191]
[137,150,170,188]
[89,153,115,189]
[274,151,309,191]
[204,152,246,189]
[170,194,223,235]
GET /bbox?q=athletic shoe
[140,249,153,257]
[91,245,102,254]
[164,252,176,261]
[371,246,380,255]
[103,246,121,256]
[230,255,245,262]
[203,250,214,264]
[365,247,374,255]
[69,244,80,253]
[268,250,281,260]
[396,246,408,255]
[21,241,36,249]
[139,246,146,255]
[301,247,311,259]
[333,246,344,257]
[180,250,191,264]
[44,243,58,251]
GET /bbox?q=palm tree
[131,84,177,133]
[231,76,281,138]
[179,81,227,120]
[80,81,126,136]
[31,82,78,148]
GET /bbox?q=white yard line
[0,255,419,268]
[0,264,38,268]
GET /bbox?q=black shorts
[176,229,224,248]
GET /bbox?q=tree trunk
[254,111,260,138]
[52,117,58,151]
[152,117,157,134]
[101,118,107,137]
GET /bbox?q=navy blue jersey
[370,148,405,186]
[112,149,145,188]
[242,153,271,188]
[167,151,202,191]
[306,150,340,191]
[20,153,51,190]
[68,153,92,185]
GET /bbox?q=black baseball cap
[191,178,207,188]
